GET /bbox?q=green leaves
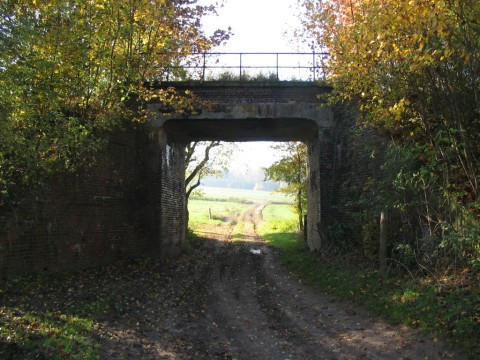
[299,0,480,274]
[264,142,307,231]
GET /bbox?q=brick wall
[148,128,186,257]
[0,82,332,277]
[306,135,322,251]
[0,82,385,277]
[0,125,162,278]
[323,104,387,246]
[164,81,330,104]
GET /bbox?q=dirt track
[1,204,467,359]
[94,203,465,359]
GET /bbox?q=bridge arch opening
[157,116,323,254]
[163,118,319,143]
[185,140,308,244]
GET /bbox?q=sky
[198,0,303,183]
[199,0,302,52]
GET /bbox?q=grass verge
[0,308,98,359]
[259,211,480,358]
[0,271,105,359]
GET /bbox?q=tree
[185,141,235,226]
[298,0,480,268]
[0,0,229,207]
[264,142,307,231]
[298,0,480,204]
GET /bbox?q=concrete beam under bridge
[161,118,318,142]
[149,100,334,143]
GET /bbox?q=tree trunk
[185,198,190,236]
[298,213,304,232]
[303,214,308,241]
[297,188,304,232]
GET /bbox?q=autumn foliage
[0,0,228,206]
[299,0,480,269]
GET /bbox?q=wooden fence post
[379,211,387,274]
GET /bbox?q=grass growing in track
[232,221,245,241]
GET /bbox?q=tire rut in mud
[181,240,466,360]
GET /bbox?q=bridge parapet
[161,52,329,82]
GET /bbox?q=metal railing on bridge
[162,52,329,82]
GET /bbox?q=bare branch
[185,141,221,190]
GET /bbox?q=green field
[262,204,297,222]
[188,187,298,240]
[191,186,293,204]
[188,187,295,230]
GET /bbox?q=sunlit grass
[262,203,296,222]
[259,204,302,251]
[0,292,101,359]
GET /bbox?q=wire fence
[161,52,329,82]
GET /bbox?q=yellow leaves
[1,0,219,122]
[303,0,479,110]
[133,9,148,23]
[389,98,411,122]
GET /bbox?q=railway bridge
[0,53,365,276]
[148,80,335,253]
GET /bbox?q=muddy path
[93,203,465,359]
[1,204,467,359]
